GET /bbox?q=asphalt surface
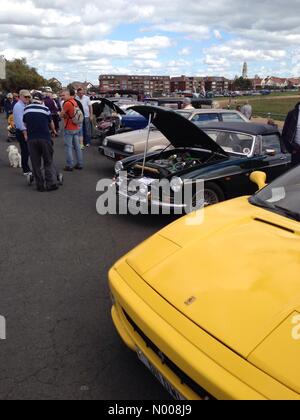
[0,114,172,400]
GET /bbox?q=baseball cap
[32,91,44,102]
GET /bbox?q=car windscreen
[261,134,282,154]
[250,167,300,222]
[203,130,254,156]
[191,113,220,124]
[221,113,246,122]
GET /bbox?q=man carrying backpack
[60,89,84,171]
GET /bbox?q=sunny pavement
[0,113,171,400]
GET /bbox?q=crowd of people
[1,88,95,192]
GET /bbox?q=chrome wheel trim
[203,188,220,206]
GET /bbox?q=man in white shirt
[241,101,253,120]
[182,98,195,110]
[76,88,94,147]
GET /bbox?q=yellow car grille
[122,308,215,400]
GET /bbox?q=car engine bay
[130,150,222,177]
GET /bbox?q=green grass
[250,97,300,120]
[221,94,300,121]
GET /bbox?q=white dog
[7,145,22,168]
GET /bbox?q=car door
[257,134,291,181]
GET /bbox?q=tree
[46,77,63,93]
[0,58,47,92]
[232,77,252,91]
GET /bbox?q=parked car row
[100,108,249,161]
[99,104,300,400]
[93,97,216,144]
[111,106,290,210]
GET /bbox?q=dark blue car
[120,109,148,132]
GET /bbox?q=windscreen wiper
[250,197,300,222]
[274,205,300,222]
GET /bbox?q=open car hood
[93,99,126,117]
[102,98,126,115]
[130,105,228,156]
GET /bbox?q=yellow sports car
[109,168,300,400]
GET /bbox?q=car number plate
[136,348,186,400]
[104,150,116,159]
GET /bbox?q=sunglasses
[24,96,31,99]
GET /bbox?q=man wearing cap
[44,91,60,135]
[23,92,58,192]
[13,90,32,175]
[4,93,17,119]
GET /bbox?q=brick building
[99,74,171,96]
[203,77,231,93]
[170,75,204,93]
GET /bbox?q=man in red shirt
[60,90,83,171]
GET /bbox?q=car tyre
[189,182,225,212]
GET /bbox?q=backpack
[66,100,84,125]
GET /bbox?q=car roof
[177,109,243,114]
[197,122,280,135]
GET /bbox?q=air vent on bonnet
[254,218,295,234]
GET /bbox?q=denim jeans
[64,129,83,168]
[16,129,31,173]
[83,117,91,145]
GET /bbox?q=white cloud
[213,30,222,40]
[2,0,300,83]
[179,48,191,56]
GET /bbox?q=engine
[132,152,204,177]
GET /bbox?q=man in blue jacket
[282,102,300,166]
[23,91,58,192]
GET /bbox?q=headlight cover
[115,161,124,174]
[124,145,134,154]
[170,177,183,193]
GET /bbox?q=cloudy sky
[1,0,300,84]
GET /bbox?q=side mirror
[265,148,276,156]
[250,171,267,190]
